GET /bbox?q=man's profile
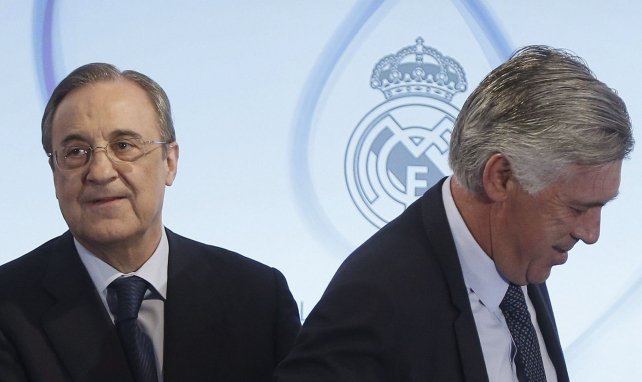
[275,46,634,382]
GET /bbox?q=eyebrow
[58,129,143,146]
[577,193,619,209]
[59,133,89,146]
[108,129,143,140]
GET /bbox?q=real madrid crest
[345,37,467,228]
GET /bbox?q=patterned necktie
[108,276,159,382]
[500,283,547,382]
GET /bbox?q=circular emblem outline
[345,95,460,228]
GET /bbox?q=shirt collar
[76,228,169,300]
[442,177,508,312]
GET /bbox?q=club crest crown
[370,37,467,101]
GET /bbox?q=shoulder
[164,229,298,324]
[350,177,448,261]
[0,233,70,291]
[338,185,446,279]
[0,233,75,318]
[324,181,456,307]
[165,229,285,286]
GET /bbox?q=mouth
[85,195,127,205]
[95,197,123,203]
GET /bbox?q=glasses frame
[47,138,170,171]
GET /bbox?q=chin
[528,269,552,284]
[74,225,134,246]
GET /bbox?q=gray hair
[449,45,634,195]
[41,63,175,155]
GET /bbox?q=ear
[481,153,512,202]
[164,142,179,186]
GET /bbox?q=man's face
[493,161,622,285]
[50,79,178,252]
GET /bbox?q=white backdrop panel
[1,1,640,380]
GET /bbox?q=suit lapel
[41,232,134,382]
[163,230,230,381]
[420,179,489,382]
[528,284,570,382]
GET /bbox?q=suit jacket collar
[41,231,134,382]
[420,178,489,382]
[528,284,570,382]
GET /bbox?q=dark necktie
[108,276,159,382]
[500,283,547,382]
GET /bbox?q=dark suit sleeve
[272,268,302,363]
[0,327,29,382]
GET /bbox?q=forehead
[51,79,159,143]
[553,161,622,205]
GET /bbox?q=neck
[76,227,163,273]
[450,178,494,259]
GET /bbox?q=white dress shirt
[442,177,557,382]
[77,228,168,381]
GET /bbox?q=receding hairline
[48,77,162,131]
[42,65,175,155]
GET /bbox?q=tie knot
[500,283,527,315]
[108,276,149,323]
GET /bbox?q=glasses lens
[58,146,90,170]
[108,138,146,162]
[53,138,163,170]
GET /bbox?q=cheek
[527,201,571,240]
[515,216,557,258]
[53,173,67,201]
[133,172,167,207]
[547,210,578,238]
[53,173,81,203]
[515,211,548,245]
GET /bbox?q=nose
[85,146,118,183]
[572,208,601,245]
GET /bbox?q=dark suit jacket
[275,178,569,382]
[0,228,301,382]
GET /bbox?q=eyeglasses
[48,138,170,170]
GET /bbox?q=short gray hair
[449,45,634,195]
[41,63,175,155]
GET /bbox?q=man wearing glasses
[0,63,301,382]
